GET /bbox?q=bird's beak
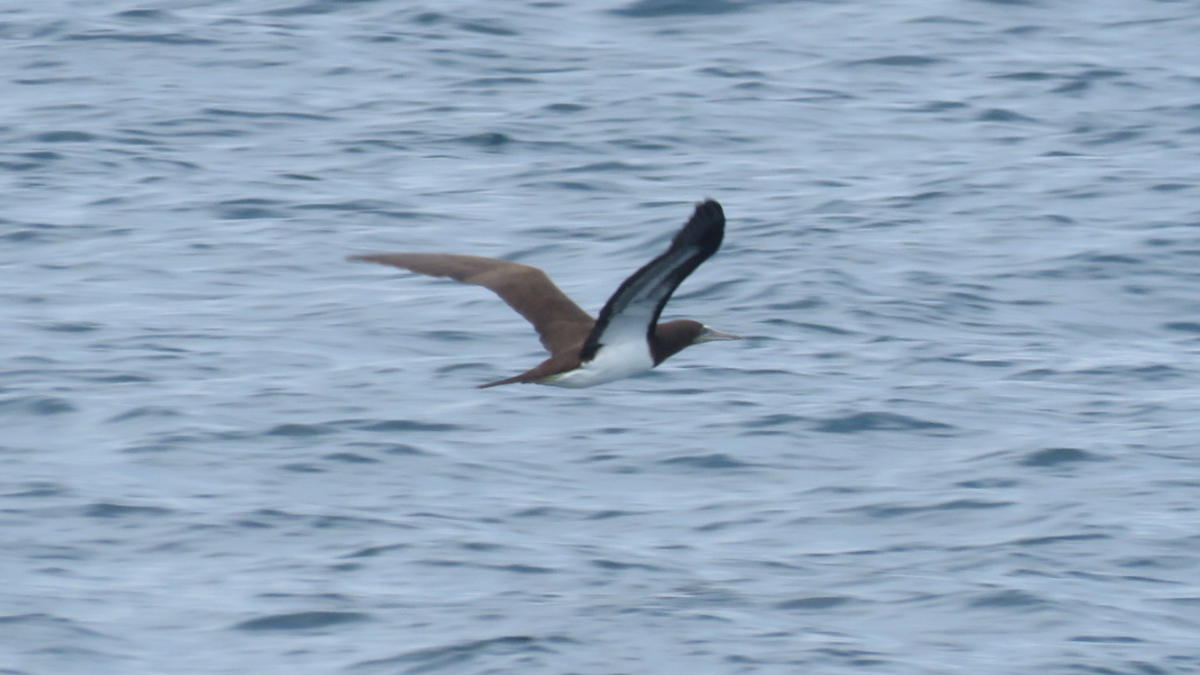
[696,326,742,343]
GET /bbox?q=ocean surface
[4,1,1200,673]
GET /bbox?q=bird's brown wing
[350,253,595,356]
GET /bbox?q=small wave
[267,422,334,437]
[659,453,757,469]
[353,635,549,672]
[84,502,174,518]
[0,395,77,417]
[233,611,369,631]
[64,30,217,45]
[847,55,944,68]
[775,595,853,611]
[611,0,745,18]
[812,411,954,434]
[847,499,1012,519]
[337,418,467,433]
[1019,447,1099,467]
[968,589,1047,609]
[28,130,96,143]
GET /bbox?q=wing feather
[579,199,725,362]
[350,253,594,356]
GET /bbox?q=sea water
[3,1,1200,673]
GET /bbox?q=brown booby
[350,198,739,388]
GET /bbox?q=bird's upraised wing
[580,199,725,362]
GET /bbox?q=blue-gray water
[4,1,1200,673]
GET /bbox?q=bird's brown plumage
[349,253,593,356]
[350,199,732,388]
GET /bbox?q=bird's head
[652,319,741,364]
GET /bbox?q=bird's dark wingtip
[691,198,725,230]
[672,198,725,251]
[696,198,723,219]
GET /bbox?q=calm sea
[3,1,1200,673]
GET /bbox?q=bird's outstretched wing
[580,199,725,362]
[350,253,595,356]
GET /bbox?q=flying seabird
[350,198,739,388]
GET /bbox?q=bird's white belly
[543,340,654,388]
